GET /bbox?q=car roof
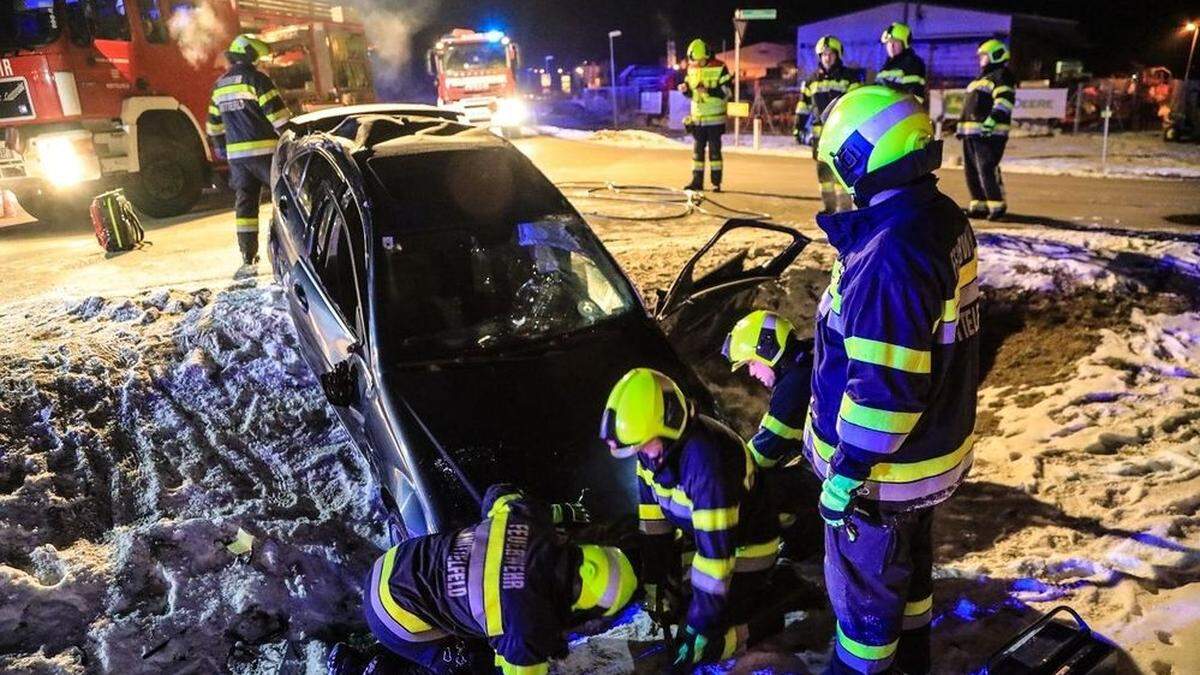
[292,103,464,126]
[318,113,507,158]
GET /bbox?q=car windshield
[368,146,638,359]
[0,0,61,50]
[442,41,507,72]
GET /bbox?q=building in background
[795,2,1084,87]
[715,42,794,82]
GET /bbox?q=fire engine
[0,0,373,222]
[426,28,526,128]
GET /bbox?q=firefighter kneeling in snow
[812,85,979,673]
[601,368,782,671]
[205,34,292,267]
[330,484,635,674]
[958,39,1016,220]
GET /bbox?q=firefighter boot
[237,232,259,266]
[684,171,704,191]
[710,169,723,192]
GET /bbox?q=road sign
[735,8,777,20]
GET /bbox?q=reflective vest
[875,48,928,104]
[206,62,291,160]
[959,64,1016,136]
[809,177,979,511]
[747,345,812,469]
[794,61,864,139]
[684,60,733,125]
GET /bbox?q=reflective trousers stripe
[368,548,446,642]
[903,593,933,629]
[235,216,259,234]
[836,622,897,673]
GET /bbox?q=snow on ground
[539,126,1200,180]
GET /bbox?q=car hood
[379,315,707,529]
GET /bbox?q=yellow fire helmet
[228,34,270,61]
[977,38,1010,65]
[815,35,843,58]
[599,368,688,457]
[572,545,638,617]
[722,310,794,371]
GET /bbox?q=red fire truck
[426,28,526,128]
[0,0,373,222]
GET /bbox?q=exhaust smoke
[169,0,226,68]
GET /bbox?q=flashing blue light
[485,30,504,42]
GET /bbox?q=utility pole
[732,9,777,147]
[1185,21,1198,82]
[609,29,622,128]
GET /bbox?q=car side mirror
[320,357,359,407]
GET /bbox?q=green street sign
[735,8,777,20]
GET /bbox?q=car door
[654,218,811,363]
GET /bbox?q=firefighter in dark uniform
[600,368,782,671]
[794,35,863,213]
[205,34,291,267]
[813,85,980,674]
[875,22,927,104]
[678,38,733,192]
[338,484,635,674]
[958,39,1016,220]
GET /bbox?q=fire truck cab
[0,0,372,222]
[426,28,526,129]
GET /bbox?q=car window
[312,198,362,333]
[284,152,309,194]
[297,153,338,218]
[139,0,167,42]
[65,0,131,41]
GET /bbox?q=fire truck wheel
[125,127,205,218]
[15,191,90,225]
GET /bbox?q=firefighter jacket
[206,62,291,161]
[808,176,979,512]
[368,484,577,674]
[794,61,864,139]
[682,59,734,126]
[747,339,814,469]
[875,48,928,103]
[959,63,1016,137]
[636,414,780,634]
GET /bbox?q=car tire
[124,116,206,218]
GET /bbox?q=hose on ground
[555,181,774,222]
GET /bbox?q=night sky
[398,0,1199,88]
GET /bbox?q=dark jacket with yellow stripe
[206,62,291,160]
[637,414,779,635]
[959,64,1016,137]
[369,485,576,674]
[794,61,864,140]
[808,176,979,512]
[748,340,813,469]
[682,59,734,126]
[875,48,927,103]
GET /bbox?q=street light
[608,29,622,128]
[1185,20,1199,82]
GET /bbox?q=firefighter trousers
[816,160,853,214]
[962,135,1007,216]
[690,123,725,187]
[825,506,935,674]
[229,155,273,264]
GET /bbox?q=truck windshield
[368,146,638,359]
[442,41,507,72]
[0,0,61,51]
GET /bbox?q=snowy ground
[538,126,1200,181]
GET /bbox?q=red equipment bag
[90,189,146,252]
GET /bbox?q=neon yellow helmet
[977,39,1010,65]
[599,368,688,456]
[815,35,843,58]
[686,39,709,61]
[816,84,940,196]
[228,34,270,61]
[572,545,638,617]
[881,22,912,48]
[722,310,794,371]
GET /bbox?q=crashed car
[268,104,809,539]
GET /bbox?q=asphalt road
[1,134,1198,305]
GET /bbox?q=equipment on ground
[89,189,145,252]
[426,28,525,128]
[0,0,375,223]
[986,606,1117,674]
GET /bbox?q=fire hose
[555,181,774,222]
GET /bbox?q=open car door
[655,218,810,363]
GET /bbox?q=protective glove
[672,625,722,671]
[644,580,683,624]
[551,500,590,525]
[819,473,865,541]
[981,118,997,136]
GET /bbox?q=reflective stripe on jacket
[809,177,979,511]
[748,346,812,469]
[207,62,292,159]
[367,486,573,673]
[794,61,864,139]
[636,414,780,633]
[959,64,1016,136]
[683,60,733,125]
[875,48,927,103]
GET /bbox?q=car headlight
[492,98,528,127]
[34,133,101,188]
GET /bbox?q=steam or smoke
[350,0,438,101]
[169,0,225,68]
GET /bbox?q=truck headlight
[33,132,101,188]
[492,98,528,127]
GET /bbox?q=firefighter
[333,483,634,674]
[811,85,980,674]
[677,39,733,192]
[205,34,292,267]
[958,39,1016,220]
[600,368,782,671]
[875,22,927,103]
[794,35,863,213]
